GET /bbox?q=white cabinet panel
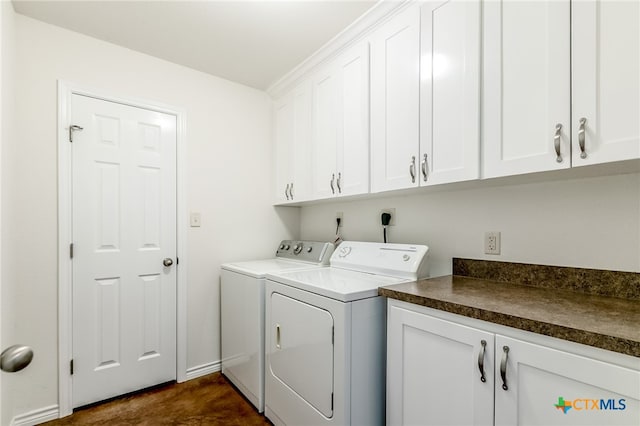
[371,4,421,192]
[387,304,494,426]
[274,82,312,203]
[483,0,571,178]
[337,42,370,197]
[495,335,640,426]
[420,0,480,185]
[572,0,640,166]
[311,66,339,199]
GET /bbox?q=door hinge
[176,257,179,265]
[70,243,74,259]
[69,125,83,143]
[70,359,74,375]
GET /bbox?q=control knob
[293,244,303,255]
[306,247,313,253]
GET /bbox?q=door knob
[163,258,174,267]
[1,345,33,373]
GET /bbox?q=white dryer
[264,241,429,426]
[221,240,334,412]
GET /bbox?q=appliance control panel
[276,240,335,265]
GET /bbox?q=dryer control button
[403,254,411,262]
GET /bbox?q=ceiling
[12,0,377,90]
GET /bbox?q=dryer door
[269,292,334,417]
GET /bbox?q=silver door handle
[409,156,416,183]
[500,345,509,390]
[336,172,342,194]
[1,345,33,373]
[69,125,83,143]
[421,153,428,182]
[276,324,281,349]
[163,258,174,267]
[578,117,587,159]
[478,340,487,383]
[554,124,563,163]
[330,173,335,194]
[288,182,294,200]
[285,184,290,200]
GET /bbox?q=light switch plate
[190,212,201,227]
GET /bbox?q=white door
[420,0,480,186]
[572,0,640,166]
[269,292,334,418]
[311,65,339,200]
[495,335,640,426]
[483,0,571,178]
[387,304,494,426]
[370,4,421,193]
[336,40,370,197]
[71,94,177,408]
[274,95,294,203]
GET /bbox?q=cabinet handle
[478,339,487,383]
[276,324,281,349]
[500,345,509,391]
[285,184,290,200]
[409,156,416,183]
[336,172,342,194]
[288,182,294,199]
[330,173,335,194]
[554,124,563,163]
[578,117,587,159]
[421,153,428,182]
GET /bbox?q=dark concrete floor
[42,373,271,425]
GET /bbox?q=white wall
[2,13,299,421]
[1,1,17,424]
[301,173,640,277]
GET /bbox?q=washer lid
[266,267,407,302]
[221,259,322,278]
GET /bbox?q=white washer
[264,241,429,426]
[221,240,334,412]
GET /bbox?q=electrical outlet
[336,212,343,227]
[380,208,396,226]
[484,231,501,255]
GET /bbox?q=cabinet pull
[409,156,416,183]
[554,124,563,163]
[500,345,509,390]
[330,173,335,194]
[276,324,281,349]
[336,172,342,194]
[288,182,294,199]
[578,117,587,159]
[421,153,428,182]
[285,184,290,200]
[478,339,487,383]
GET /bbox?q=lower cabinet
[387,300,640,426]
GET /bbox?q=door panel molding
[57,80,188,418]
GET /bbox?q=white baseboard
[11,405,59,426]
[185,361,221,381]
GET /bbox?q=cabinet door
[483,0,571,178]
[370,4,421,193]
[274,95,294,203]
[337,41,370,197]
[495,335,640,426]
[572,0,640,166]
[387,305,494,426]
[311,65,339,199]
[291,82,312,201]
[420,0,480,186]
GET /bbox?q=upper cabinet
[572,0,639,165]
[370,4,421,193]
[371,1,481,193]
[420,0,481,185]
[274,82,312,204]
[273,0,639,204]
[483,0,639,179]
[483,0,571,178]
[310,40,370,200]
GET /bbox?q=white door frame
[57,80,188,417]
